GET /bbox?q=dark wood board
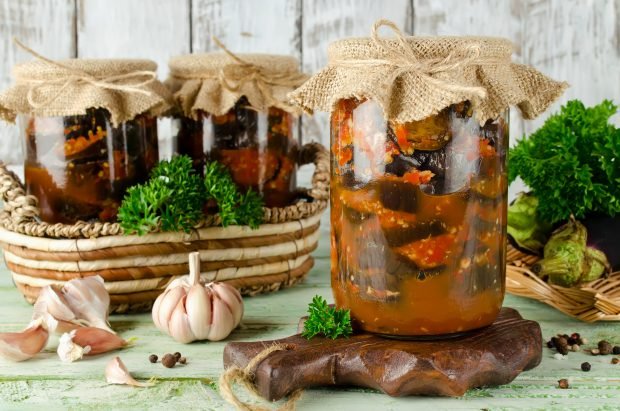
[223,307,542,401]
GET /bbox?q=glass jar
[21,108,159,224]
[330,98,508,337]
[173,97,299,208]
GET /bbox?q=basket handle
[298,142,330,202]
[0,162,39,223]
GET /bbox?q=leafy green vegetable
[118,156,206,235]
[204,161,264,229]
[509,100,620,224]
[301,295,352,340]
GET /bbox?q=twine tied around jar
[219,344,303,411]
[329,19,492,101]
[12,38,157,109]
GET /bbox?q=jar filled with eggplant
[290,24,567,337]
[20,109,159,223]
[0,58,172,224]
[167,52,307,208]
[330,98,508,336]
[173,97,299,208]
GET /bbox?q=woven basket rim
[506,244,620,322]
[0,142,329,240]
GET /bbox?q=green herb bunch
[301,295,352,340]
[509,100,620,224]
[204,161,264,229]
[118,155,206,235]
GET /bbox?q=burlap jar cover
[166,39,309,118]
[0,41,173,126]
[290,20,568,124]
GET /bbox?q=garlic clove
[34,285,76,323]
[206,293,236,341]
[0,319,49,362]
[70,327,128,355]
[62,276,113,333]
[185,284,211,340]
[156,286,186,333]
[105,356,153,388]
[210,283,244,327]
[57,330,91,363]
[168,296,196,344]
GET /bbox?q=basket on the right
[506,245,620,322]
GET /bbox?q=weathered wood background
[1,0,619,194]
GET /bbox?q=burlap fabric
[290,20,568,124]
[0,42,173,126]
[167,41,308,118]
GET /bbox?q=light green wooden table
[1,214,619,410]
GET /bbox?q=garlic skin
[32,276,113,334]
[152,252,244,343]
[105,356,153,388]
[58,327,128,362]
[0,318,49,362]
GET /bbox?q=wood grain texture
[0,0,76,165]
[224,308,542,401]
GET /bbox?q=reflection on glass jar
[331,98,508,337]
[173,97,299,208]
[21,108,159,224]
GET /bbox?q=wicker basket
[0,143,329,313]
[507,245,620,322]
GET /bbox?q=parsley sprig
[509,100,620,224]
[301,295,353,340]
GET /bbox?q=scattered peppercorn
[179,356,187,365]
[570,332,580,341]
[598,340,613,355]
[581,362,591,372]
[174,352,182,361]
[571,344,580,352]
[149,354,158,363]
[558,379,569,389]
[591,348,600,356]
[162,353,177,368]
[612,358,620,365]
[613,346,620,355]
[557,344,569,355]
[546,340,555,349]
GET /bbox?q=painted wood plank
[191,0,302,59]
[77,0,191,159]
[300,0,414,145]
[0,0,76,166]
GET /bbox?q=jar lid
[167,49,308,118]
[290,20,568,125]
[0,45,173,126]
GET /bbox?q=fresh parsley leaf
[509,100,620,224]
[301,295,353,340]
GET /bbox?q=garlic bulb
[33,275,113,334]
[0,318,50,362]
[152,252,243,343]
[105,356,153,387]
[58,327,129,363]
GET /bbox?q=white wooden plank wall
[1,0,618,192]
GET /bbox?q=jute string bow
[219,344,303,411]
[331,19,493,100]
[13,38,156,109]
[171,37,308,112]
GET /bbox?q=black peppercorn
[581,362,591,372]
[179,356,187,365]
[174,352,182,361]
[162,353,177,368]
[558,378,569,389]
[557,344,569,355]
[613,346,620,355]
[598,340,613,355]
[547,340,555,349]
[149,354,158,363]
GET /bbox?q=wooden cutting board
[223,307,542,401]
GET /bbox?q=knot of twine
[13,38,156,109]
[172,37,308,112]
[331,19,494,100]
[219,344,303,411]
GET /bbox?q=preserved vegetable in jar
[167,51,308,208]
[21,109,159,223]
[290,21,568,337]
[330,98,508,336]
